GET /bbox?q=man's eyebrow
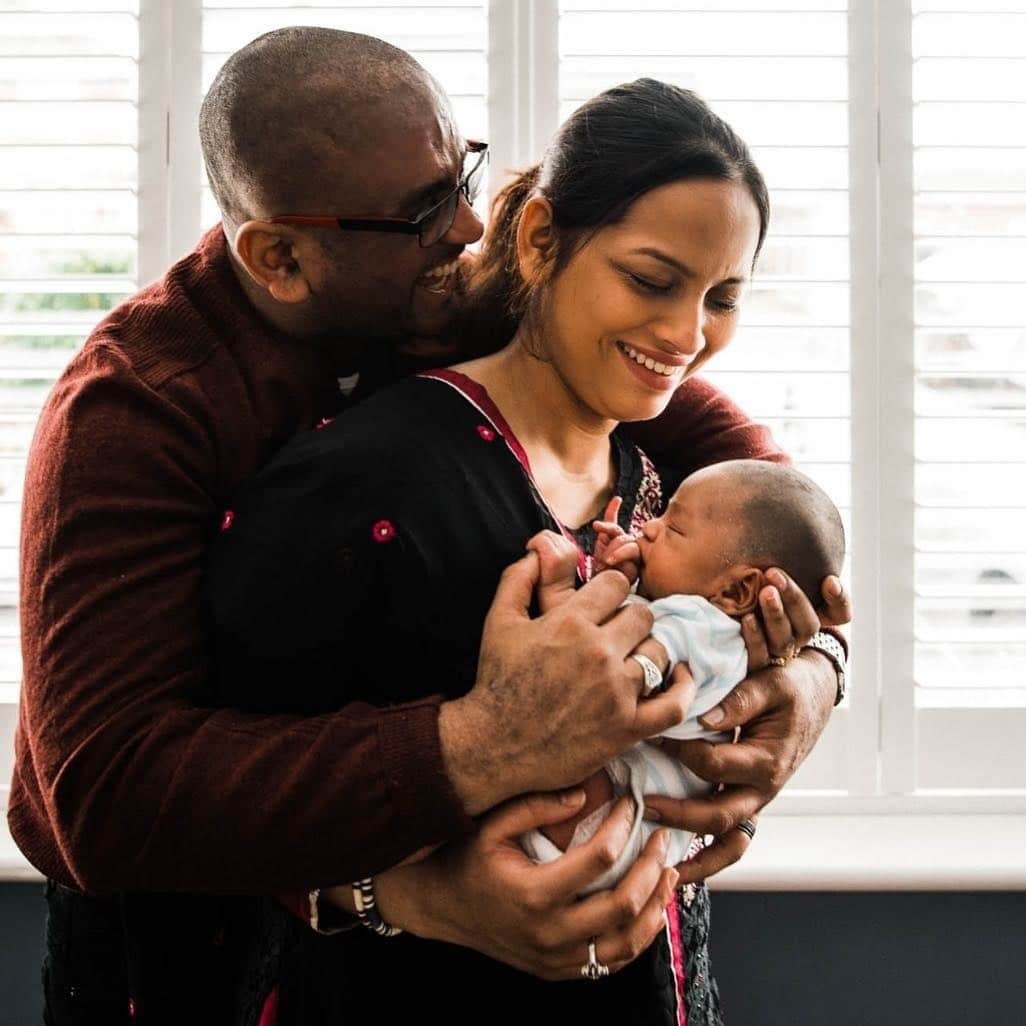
[630,247,748,287]
[396,172,454,217]
[395,145,465,216]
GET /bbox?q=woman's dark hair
[458,78,770,354]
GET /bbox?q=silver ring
[736,818,757,841]
[580,937,610,981]
[630,653,664,696]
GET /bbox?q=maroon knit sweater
[9,226,787,896]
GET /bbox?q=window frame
[3,0,1025,886]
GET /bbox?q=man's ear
[515,195,556,286]
[712,566,763,617]
[233,221,312,304]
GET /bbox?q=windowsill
[1,818,42,882]
[3,809,1025,889]
[708,813,1026,891]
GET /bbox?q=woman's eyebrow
[629,247,748,287]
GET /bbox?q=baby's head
[638,459,845,616]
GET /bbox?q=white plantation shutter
[559,2,855,794]
[0,1,140,809]
[910,2,1026,789]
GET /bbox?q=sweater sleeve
[9,346,474,896]
[622,374,789,483]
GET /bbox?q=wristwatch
[803,631,847,706]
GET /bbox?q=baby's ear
[712,567,763,617]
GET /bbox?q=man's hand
[742,567,851,672]
[354,790,681,981]
[645,649,837,883]
[440,548,693,816]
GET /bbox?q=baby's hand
[593,497,641,584]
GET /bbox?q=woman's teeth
[618,341,676,376]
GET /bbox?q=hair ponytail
[455,163,540,356]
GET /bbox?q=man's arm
[10,347,476,894]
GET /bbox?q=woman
[208,78,824,1025]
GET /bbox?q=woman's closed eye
[706,291,740,313]
[622,268,675,296]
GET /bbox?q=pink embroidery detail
[667,893,688,1026]
[315,416,334,430]
[220,510,235,532]
[476,424,496,442]
[372,519,396,543]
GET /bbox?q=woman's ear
[712,566,763,617]
[233,221,312,304]
[515,195,556,286]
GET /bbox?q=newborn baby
[521,458,846,894]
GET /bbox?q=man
[10,27,848,1024]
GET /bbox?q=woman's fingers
[557,830,679,971]
[478,789,588,848]
[527,796,637,898]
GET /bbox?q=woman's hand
[347,789,680,981]
[644,570,851,883]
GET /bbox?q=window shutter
[0,0,140,805]
[912,2,1026,788]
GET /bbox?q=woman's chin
[612,393,679,424]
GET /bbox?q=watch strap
[803,630,847,705]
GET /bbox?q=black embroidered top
[207,370,724,1026]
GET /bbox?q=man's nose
[641,519,660,541]
[445,193,484,245]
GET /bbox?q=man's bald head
[199,27,448,231]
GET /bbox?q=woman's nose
[657,299,704,356]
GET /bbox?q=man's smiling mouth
[416,257,461,295]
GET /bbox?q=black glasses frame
[269,141,489,248]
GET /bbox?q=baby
[520,458,846,894]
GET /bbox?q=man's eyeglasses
[269,141,489,248]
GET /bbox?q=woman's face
[527,178,761,425]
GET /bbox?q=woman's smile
[615,340,691,391]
